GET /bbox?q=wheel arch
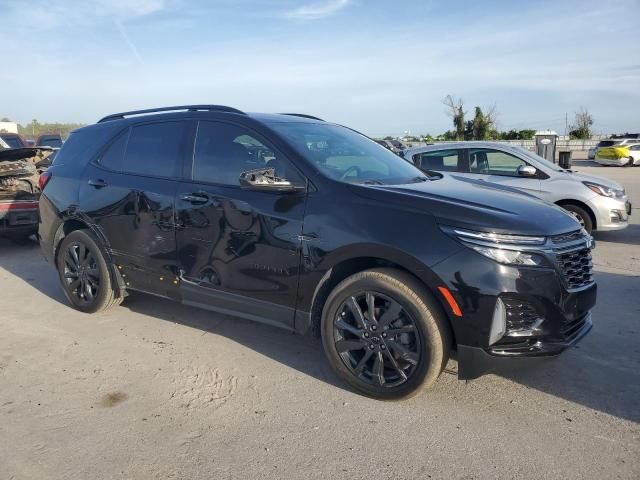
[306,249,457,349]
[52,216,126,296]
[555,199,597,229]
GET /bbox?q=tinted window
[38,138,63,148]
[54,126,118,167]
[413,150,460,172]
[270,122,424,185]
[469,148,526,176]
[99,131,128,171]
[2,137,23,148]
[193,121,301,186]
[123,122,190,178]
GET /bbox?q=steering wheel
[340,166,361,180]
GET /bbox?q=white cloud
[284,0,351,20]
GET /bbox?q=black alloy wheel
[62,241,100,305]
[56,229,122,313]
[333,291,421,388]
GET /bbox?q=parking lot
[0,162,638,479]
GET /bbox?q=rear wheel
[56,229,121,313]
[562,204,593,233]
[321,268,450,399]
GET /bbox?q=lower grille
[556,247,594,290]
[502,298,543,333]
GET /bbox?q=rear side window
[123,121,191,178]
[413,150,460,172]
[53,127,117,167]
[2,136,23,148]
[99,131,128,171]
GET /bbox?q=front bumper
[430,235,596,380]
[457,314,592,379]
[587,194,631,231]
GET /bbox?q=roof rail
[97,105,245,123]
[280,113,325,121]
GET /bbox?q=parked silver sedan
[404,141,631,233]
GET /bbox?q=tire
[56,229,122,313]
[562,204,593,233]
[321,268,450,399]
[623,157,634,167]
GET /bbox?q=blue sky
[1,0,639,136]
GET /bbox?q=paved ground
[1,163,639,479]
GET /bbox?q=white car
[595,142,640,167]
[404,141,631,233]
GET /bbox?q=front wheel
[56,229,122,313]
[562,204,593,233]
[321,268,450,399]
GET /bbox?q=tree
[569,107,593,139]
[0,117,11,122]
[442,94,465,140]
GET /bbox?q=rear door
[175,120,307,329]
[79,120,193,299]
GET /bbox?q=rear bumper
[595,157,629,166]
[0,202,39,236]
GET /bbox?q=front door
[175,120,307,329]
[465,148,541,194]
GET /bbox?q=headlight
[442,226,548,267]
[467,245,546,266]
[583,181,625,198]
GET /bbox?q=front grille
[551,229,583,243]
[502,298,542,332]
[556,247,594,290]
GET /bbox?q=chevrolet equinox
[39,105,596,399]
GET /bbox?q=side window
[469,149,526,176]
[193,121,303,186]
[99,131,128,171]
[413,150,460,172]
[123,121,191,178]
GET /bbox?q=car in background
[404,141,631,233]
[595,142,640,167]
[36,133,63,148]
[0,132,28,149]
[374,139,406,155]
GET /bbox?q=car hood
[566,170,623,190]
[349,174,580,236]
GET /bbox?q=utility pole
[564,112,568,139]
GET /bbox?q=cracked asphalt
[0,162,638,479]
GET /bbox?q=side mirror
[518,165,537,177]
[239,167,303,193]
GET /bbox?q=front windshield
[270,122,426,184]
[510,145,564,171]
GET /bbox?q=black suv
[39,105,596,398]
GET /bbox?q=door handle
[88,178,108,188]
[180,192,209,205]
